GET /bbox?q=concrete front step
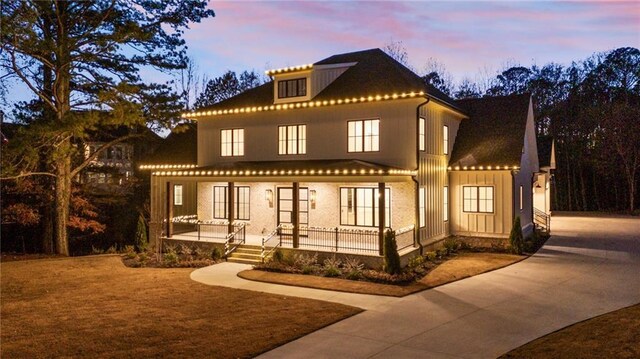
[227,256,262,265]
[226,244,272,265]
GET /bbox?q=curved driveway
[255,213,640,358]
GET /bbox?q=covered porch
[149,160,419,258]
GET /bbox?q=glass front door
[277,187,309,226]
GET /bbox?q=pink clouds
[183,0,639,82]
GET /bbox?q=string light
[152,168,418,177]
[181,90,426,119]
[139,164,197,170]
[447,165,520,171]
[265,64,313,76]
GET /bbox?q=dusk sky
[186,0,639,81]
[2,0,639,117]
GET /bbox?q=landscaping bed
[246,234,529,296]
[1,255,361,358]
[240,251,524,297]
[121,243,223,268]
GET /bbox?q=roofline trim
[183,90,427,119]
[152,168,417,177]
[265,64,313,76]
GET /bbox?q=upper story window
[419,117,426,151]
[463,186,494,213]
[221,128,244,157]
[277,78,307,98]
[443,125,449,155]
[348,119,379,152]
[279,125,306,155]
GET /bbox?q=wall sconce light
[310,190,317,209]
[265,189,273,208]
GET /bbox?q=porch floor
[164,231,415,256]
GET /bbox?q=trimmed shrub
[424,251,437,261]
[134,213,148,252]
[509,216,524,255]
[211,247,222,261]
[271,248,284,263]
[383,230,401,275]
[408,255,425,268]
[443,238,459,254]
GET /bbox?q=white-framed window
[213,186,250,220]
[443,125,449,155]
[519,185,523,211]
[463,186,494,213]
[174,184,183,206]
[278,124,306,155]
[277,78,307,98]
[340,187,390,227]
[444,186,449,221]
[419,187,426,227]
[419,117,425,151]
[348,119,379,152]
[221,128,244,157]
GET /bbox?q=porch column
[378,182,385,256]
[227,182,235,235]
[166,181,173,238]
[292,182,300,248]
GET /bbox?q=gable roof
[537,136,554,168]
[195,48,463,114]
[142,123,197,165]
[449,94,531,168]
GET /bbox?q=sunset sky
[2,1,639,117]
[186,0,639,80]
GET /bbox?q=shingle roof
[196,48,462,113]
[143,123,197,165]
[537,136,554,168]
[449,94,531,168]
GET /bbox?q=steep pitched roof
[196,48,462,113]
[449,94,531,168]
[537,136,554,168]
[142,123,197,165]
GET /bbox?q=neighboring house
[82,126,160,188]
[141,49,551,264]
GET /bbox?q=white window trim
[174,184,183,206]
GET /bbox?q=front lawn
[500,303,640,358]
[1,255,360,358]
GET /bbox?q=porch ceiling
[151,159,416,182]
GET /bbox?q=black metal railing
[261,225,282,263]
[533,208,550,232]
[224,224,246,257]
[169,215,243,241]
[395,225,416,251]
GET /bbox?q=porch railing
[533,208,550,232]
[169,215,241,240]
[395,225,416,251]
[261,225,282,263]
[224,223,246,257]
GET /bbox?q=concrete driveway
[258,213,640,358]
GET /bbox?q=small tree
[509,216,524,255]
[383,230,401,274]
[134,213,148,252]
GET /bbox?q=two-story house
[143,49,547,265]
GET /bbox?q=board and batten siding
[449,170,513,237]
[417,101,464,245]
[197,99,423,170]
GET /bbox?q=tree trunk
[591,170,600,211]
[41,201,55,253]
[579,163,588,211]
[53,139,72,256]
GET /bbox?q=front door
[277,187,309,226]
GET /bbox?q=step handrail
[533,208,550,232]
[224,223,246,258]
[261,224,282,263]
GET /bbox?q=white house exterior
[143,49,548,263]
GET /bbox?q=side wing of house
[513,98,539,234]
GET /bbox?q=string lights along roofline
[182,91,426,119]
[151,168,417,177]
[264,64,313,76]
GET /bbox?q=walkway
[192,213,640,358]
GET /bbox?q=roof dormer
[268,62,356,104]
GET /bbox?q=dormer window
[278,78,307,99]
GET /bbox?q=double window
[340,187,390,227]
[278,125,306,155]
[463,186,494,213]
[221,129,244,157]
[348,119,379,152]
[277,78,307,98]
[213,186,250,220]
